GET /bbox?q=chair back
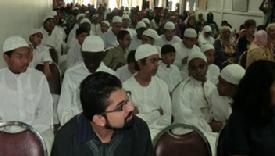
[0,121,48,156]
[154,123,212,156]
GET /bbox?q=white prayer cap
[73,7,79,10]
[203,25,212,32]
[80,18,91,25]
[76,13,86,20]
[112,16,122,23]
[164,21,175,30]
[187,51,207,65]
[122,14,130,19]
[3,36,29,53]
[136,21,146,29]
[220,26,231,32]
[143,29,158,40]
[85,11,90,14]
[102,21,110,27]
[29,29,43,37]
[221,64,245,85]
[82,36,105,53]
[43,15,54,22]
[142,18,150,25]
[184,28,197,38]
[201,44,214,53]
[135,44,159,61]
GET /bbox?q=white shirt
[102,30,119,49]
[67,24,79,49]
[91,23,101,35]
[66,38,82,69]
[198,34,215,46]
[156,62,182,93]
[0,68,53,133]
[123,76,172,140]
[41,26,66,63]
[129,35,142,51]
[116,64,134,82]
[155,35,182,47]
[173,42,201,79]
[57,62,116,125]
[30,45,52,68]
[207,64,220,85]
[172,77,216,132]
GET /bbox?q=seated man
[116,50,137,82]
[51,72,154,156]
[0,36,53,150]
[57,36,116,125]
[172,51,216,132]
[123,44,171,140]
[210,64,245,130]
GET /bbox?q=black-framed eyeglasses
[102,91,132,114]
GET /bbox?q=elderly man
[0,36,53,151]
[172,51,216,132]
[57,36,116,125]
[210,64,245,126]
[198,25,215,46]
[173,28,201,79]
[155,21,181,47]
[102,16,122,49]
[123,44,171,140]
[52,72,154,156]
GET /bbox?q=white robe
[0,68,53,151]
[57,62,116,125]
[102,30,119,49]
[209,88,232,123]
[67,24,79,49]
[156,62,182,93]
[155,35,182,47]
[173,42,201,79]
[128,35,142,51]
[30,45,52,68]
[123,76,172,140]
[172,77,216,132]
[207,64,220,85]
[66,38,82,69]
[198,34,215,46]
[116,64,133,82]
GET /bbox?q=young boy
[157,44,182,93]
[201,44,220,84]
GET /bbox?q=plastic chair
[0,121,48,156]
[154,123,212,156]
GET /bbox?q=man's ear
[92,114,106,127]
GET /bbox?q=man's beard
[104,112,134,130]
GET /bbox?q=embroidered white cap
[3,36,29,53]
[135,44,159,61]
[221,64,245,85]
[184,28,197,38]
[164,21,175,30]
[82,36,105,53]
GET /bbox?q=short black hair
[80,72,122,120]
[244,19,256,29]
[76,27,89,36]
[161,44,175,55]
[117,30,130,41]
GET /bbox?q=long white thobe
[66,38,82,69]
[207,64,220,85]
[155,35,182,47]
[123,76,172,140]
[57,62,116,125]
[102,30,119,49]
[116,64,134,82]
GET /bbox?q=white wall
[0,0,52,67]
[197,0,264,31]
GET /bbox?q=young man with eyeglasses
[51,71,154,156]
